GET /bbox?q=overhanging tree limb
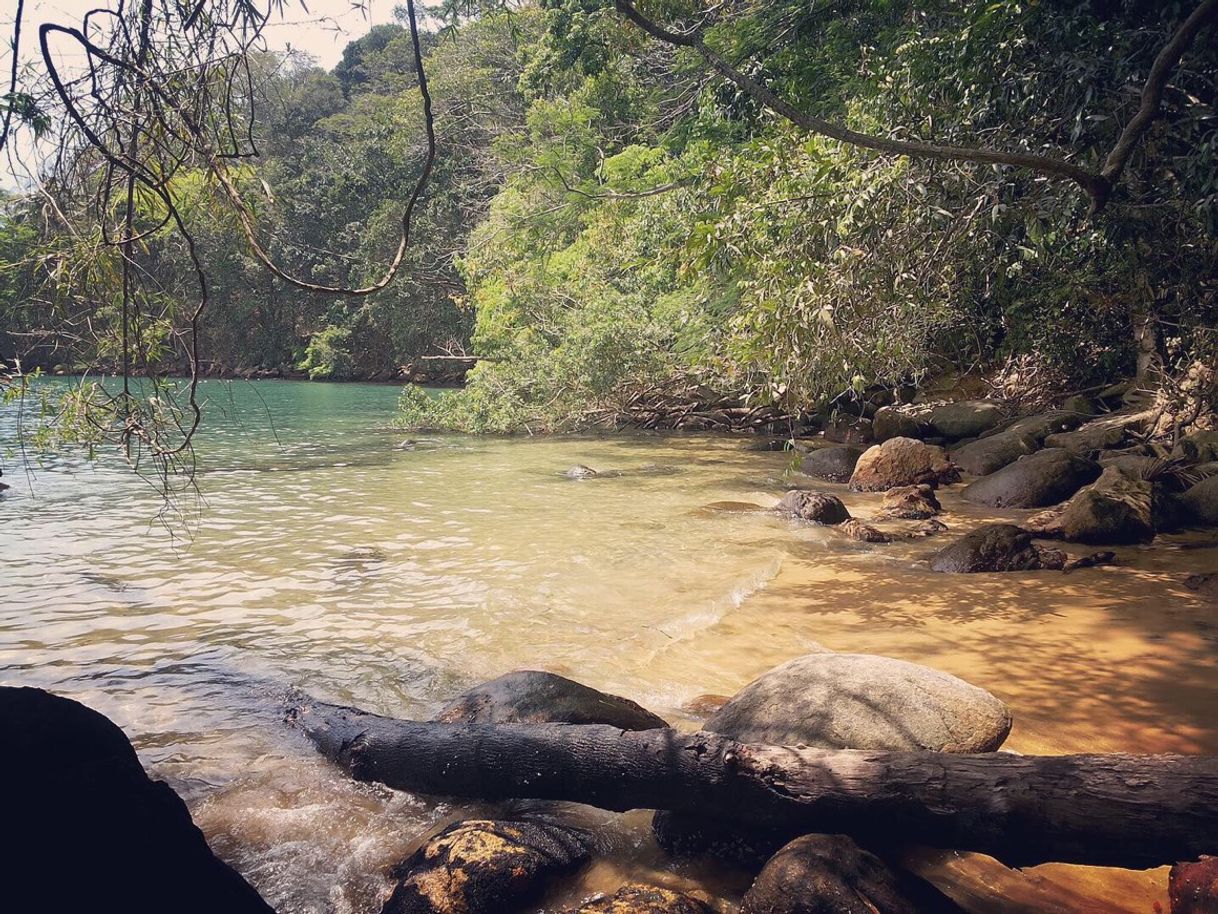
[614,0,1218,213]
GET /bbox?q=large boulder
[930,524,1065,573]
[849,438,958,492]
[799,446,864,483]
[951,431,1037,477]
[926,400,1005,441]
[962,449,1100,508]
[1169,857,1218,914]
[383,819,592,914]
[435,670,667,730]
[654,652,1010,863]
[0,687,274,914]
[1183,475,1218,526]
[1005,410,1087,444]
[740,834,958,914]
[566,884,712,914]
[703,652,1011,753]
[878,484,940,519]
[776,490,851,525]
[1055,465,1155,544]
[872,407,927,443]
[1044,422,1128,455]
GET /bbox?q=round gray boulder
[777,490,851,525]
[704,652,1011,752]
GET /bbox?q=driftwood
[286,692,1218,870]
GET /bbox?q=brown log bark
[285,692,1218,871]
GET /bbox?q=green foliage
[299,325,355,380]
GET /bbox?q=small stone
[565,465,599,479]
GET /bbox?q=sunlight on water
[2,378,1217,913]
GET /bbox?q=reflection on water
[2,379,1216,913]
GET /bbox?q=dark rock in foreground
[383,819,593,914]
[962,449,1100,508]
[930,523,1065,573]
[0,686,274,914]
[741,834,951,914]
[799,445,864,482]
[566,884,713,914]
[435,670,667,730]
[777,490,851,525]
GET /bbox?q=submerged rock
[566,884,713,914]
[926,400,1005,441]
[839,519,891,543]
[849,438,957,492]
[1,687,274,914]
[704,652,1011,753]
[951,431,1037,477]
[930,523,1064,573]
[799,446,864,482]
[565,465,600,479]
[435,670,667,730]
[962,449,1100,508]
[741,834,950,914]
[777,490,851,525]
[383,819,593,914]
[878,484,940,519]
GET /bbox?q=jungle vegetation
[0,0,1216,440]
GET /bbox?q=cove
[2,378,1217,913]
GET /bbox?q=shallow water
[2,379,1216,913]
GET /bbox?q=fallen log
[285,692,1218,870]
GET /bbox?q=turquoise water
[4,378,1217,914]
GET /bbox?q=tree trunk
[286,693,1218,870]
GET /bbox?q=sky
[1,0,403,190]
